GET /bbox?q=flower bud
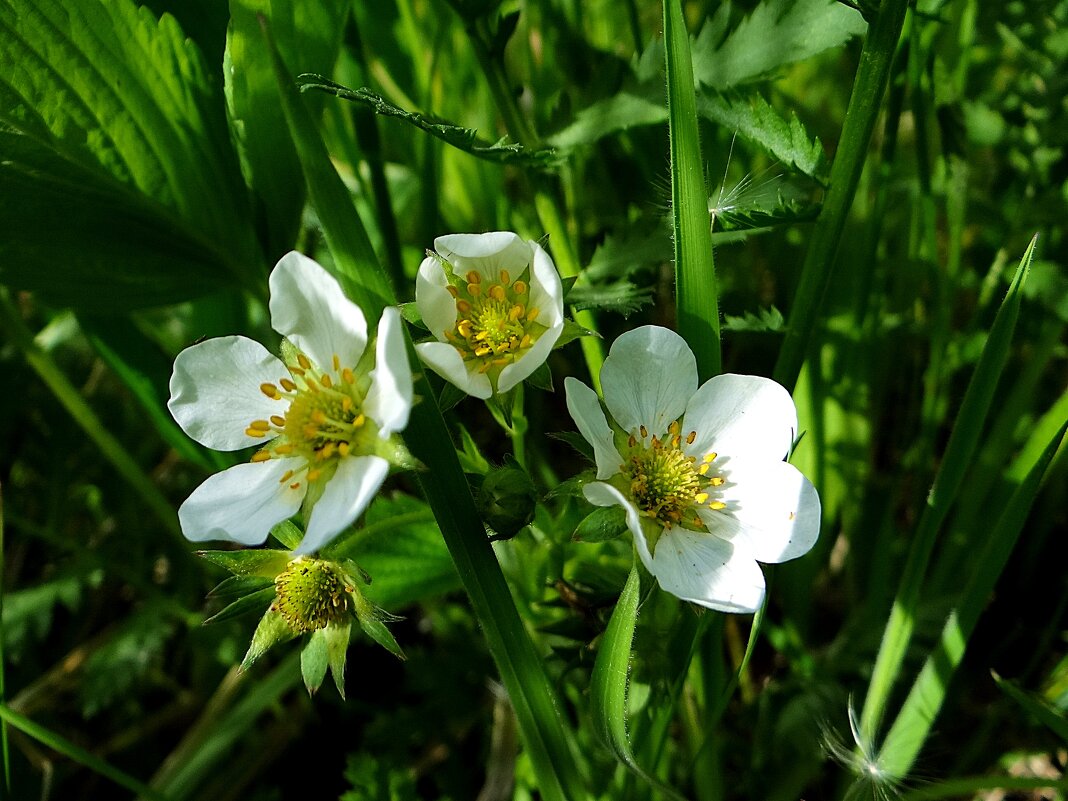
[478,464,537,539]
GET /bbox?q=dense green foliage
[1,0,1066,800]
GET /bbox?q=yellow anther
[319,443,336,459]
[457,300,472,314]
[628,435,637,448]
[669,420,680,435]
[513,280,527,294]
[305,380,320,394]
[520,334,533,349]
[686,431,697,445]
[710,477,725,486]
[275,443,295,454]
[478,362,492,373]
[526,306,540,321]
[457,319,473,338]
[651,435,661,449]
[280,378,298,392]
[695,493,709,504]
[245,427,268,438]
[671,435,681,448]
[338,442,351,457]
[509,305,524,321]
[251,451,272,463]
[494,343,511,354]
[320,374,333,388]
[290,482,302,490]
[466,270,481,284]
[270,415,286,427]
[492,357,509,366]
[500,269,510,285]
[709,501,727,510]
[342,368,355,385]
[698,464,710,476]
[297,353,311,370]
[289,366,305,376]
[353,413,366,428]
[640,425,648,438]
[467,283,481,297]
[303,425,318,439]
[489,284,506,301]
[446,285,459,298]
[311,410,326,424]
[342,396,353,413]
[704,452,717,463]
[280,470,295,484]
[260,382,280,399]
[307,469,322,482]
[249,419,271,431]
[474,330,488,342]
[475,345,492,357]
[455,346,466,357]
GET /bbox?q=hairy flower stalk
[566,325,821,612]
[168,252,413,554]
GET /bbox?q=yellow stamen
[297,353,311,370]
[353,413,366,428]
[447,285,459,298]
[245,427,268,438]
[280,470,295,483]
[639,425,648,438]
[669,421,680,435]
[695,493,709,504]
[698,464,710,476]
[307,469,322,482]
[509,305,524,321]
[513,280,527,294]
[280,378,298,392]
[275,444,295,454]
[526,307,539,321]
[686,431,697,445]
[332,354,341,371]
[270,415,286,427]
[260,383,280,399]
[249,419,271,431]
[466,270,481,284]
[467,283,481,297]
[500,269,510,285]
[709,501,726,510]
[290,482,302,490]
[457,319,473,338]
[288,366,305,377]
[338,442,350,457]
[475,345,492,357]
[710,477,725,486]
[251,451,271,463]
[342,368,355,385]
[520,334,533,349]
[320,374,333,389]
[457,300,472,314]
[488,284,506,301]
[704,452,717,463]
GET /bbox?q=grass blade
[664,0,720,380]
[859,235,1037,739]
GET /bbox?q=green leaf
[591,567,687,800]
[585,223,672,282]
[554,319,601,349]
[301,629,330,695]
[203,586,277,625]
[299,76,560,168]
[548,91,668,151]
[572,506,629,543]
[206,575,276,600]
[993,673,1068,746]
[567,283,655,316]
[198,549,291,578]
[692,0,868,89]
[722,307,786,332]
[240,607,296,670]
[697,92,830,184]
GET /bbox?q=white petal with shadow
[364,307,413,438]
[416,341,492,399]
[564,377,622,479]
[651,528,765,613]
[298,455,389,554]
[683,373,797,463]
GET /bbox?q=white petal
[269,251,368,370]
[415,255,458,341]
[415,341,492,399]
[583,481,654,574]
[434,232,533,282]
[650,528,765,613]
[696,459,820,564]
[526,242,565,326]
[298,455,389,554]
[565,377,622,480]
[601,326,697,437]
[683,374,797,463]
[498,321,563,393]
[168,336,288,451]
[177,457,306,545]
[363,307,413,438]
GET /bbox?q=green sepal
[240,607,297,671]
[555,319,600,350]
[398,301,425,329]
[525,361,554,392]
[207,575,275,599]
[271,520,304,551]
[438,380,467,412]
[353,591,406,661]
[324,622,353,700]
[203,586,278,625]
[300,629,330,696]
[560,275,579,299]
[198,549,291,578]
[457,424,491,475]
[478,463,538,540]
[375,432,421,471]
[573,506,629,543]
[487,390,515,428]
[548,432,595,462]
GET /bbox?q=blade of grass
[859,235,1037,739]
[0,704,170,801]
[901,776,1068,801]
[664,0,719,381]
[773,0,909,391]
[878,419,1067,778]
[263,22,588,801]
[0,483,9,793]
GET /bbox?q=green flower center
[445,268,544,374]
[246,348,377,492]
[622,421,724,529]
[273,557,354,633]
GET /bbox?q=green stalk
[773,0,910,392]
[0,291,182,542]
[0,483,9,794]
[265,24,588,800]
[0,704,170,801]
[663,0,719,381]
[878,419,1067,779]
[858,237,1035,738]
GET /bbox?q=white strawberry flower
[168,252,413,554]
[415,232,564,399]
[565,325,820,613]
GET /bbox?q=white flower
[168,252,413,554]
[415,232,564,399]
[565,325,820,613]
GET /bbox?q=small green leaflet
[298,75,560,168]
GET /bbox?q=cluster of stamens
[623,420,726,529]
[443,268,540,374]
[246,351,370,492]
[273,557,354,633]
